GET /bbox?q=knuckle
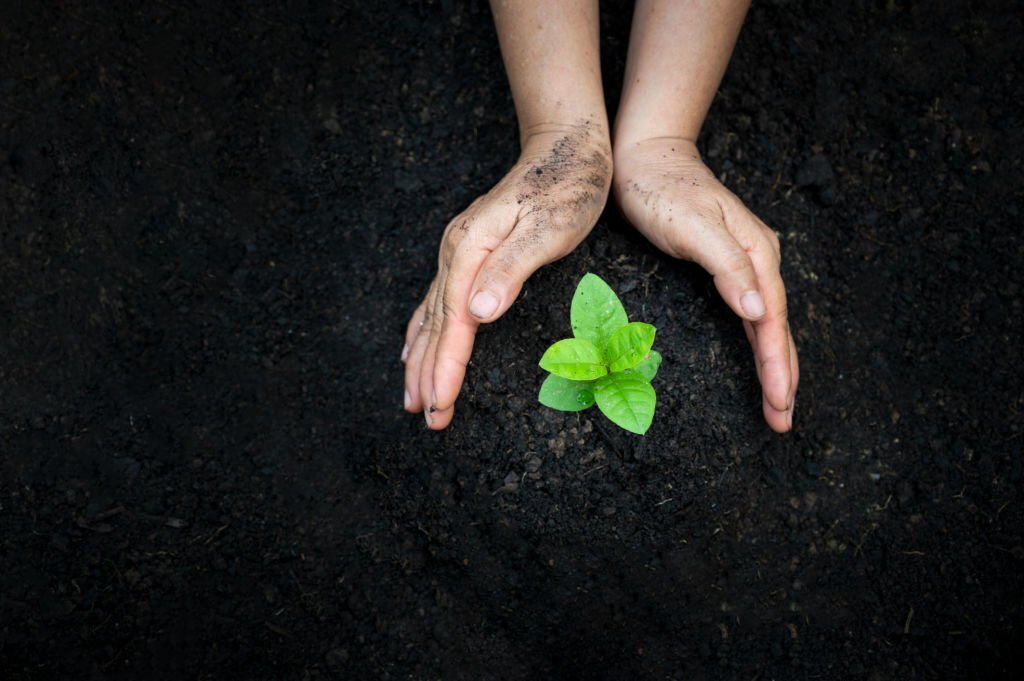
[438,235,459,270]
[544,208,576,233]
[421,307,442,335]
[438,350,469,370]
[438,213,478,264]
[722,250,756,279]
[505,230,551,269]
[440,293,460,322]
[440,287,472,327]
[493,248,521,278]
[440,238,475,274]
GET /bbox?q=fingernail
[401,343,409,362]
[741,291,766,318]
[430,390,437,413]
[403,389,411,410]
[424,409,433,427]
[788,398,795,429]
[469,290,499,319]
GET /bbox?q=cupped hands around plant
[403,123,613,430]
[614,137,799,432]
[538,273,662,435]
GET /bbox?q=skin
[404,0,799,433]
[613,0,798,431]
[403,0,612,430]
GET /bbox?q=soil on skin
[2,1,1022,679]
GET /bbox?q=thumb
[467,226,563,323]
[710,243,767,322]
[672,209,767,322]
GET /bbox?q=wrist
[520,118,612,166]
[613,134,699,160]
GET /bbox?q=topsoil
[2,1,1022,679]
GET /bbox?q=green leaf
[604,322,656,372]
[634,350,662,382]
[538,374,595,412]
[571,273,628,349]
[594,371,656,435]
[538,338,608,381]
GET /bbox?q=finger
[746,320,791,432]
[788,333,800,405]
[468,224,568,324]
[426,402,455,430]
[750,308,791,415]
[749,268,792,416]
[431,256,487,413]
[668,203,767,322]
[741,262,793,432]
[429,213,508,414]
[413,203,516,427]
[419,279,448,429]
[743,319,760,383]
[419,280,456,430]
[402,301,427,363]
[744,317,788,431]
[404,283,439,413]
[722,205,789,413]
[761,389,790,433]
[785,333,799,430]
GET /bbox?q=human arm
[613,0,798,431]
[403,0,612,429]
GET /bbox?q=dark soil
[2,1,1022,679]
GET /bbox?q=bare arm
[492,0,609,142]
[614,0,750,146]
[612,0,798,432]
[404,1,612,429]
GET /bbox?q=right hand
[403,125,613,430]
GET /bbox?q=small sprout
[538,273,662,435]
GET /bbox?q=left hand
[613,137,798,432]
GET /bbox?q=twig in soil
[593,421,624,461]
[822,518,841,538]
[133,509,187,528]
[582,464,607,477]
[264,621,295,639]
[206,523,229,543]
[853,522,878,556]
[903,607,915,635]
[290,569,311,603]
[93,505,126,521]
[189,523,230,546]
[988,543,1017,555]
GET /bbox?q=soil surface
[2,1,1022,679]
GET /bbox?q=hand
[613,137,798,432]
[403,125,612,429]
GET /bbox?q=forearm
[614,0,750,148]
[490,0,609,147]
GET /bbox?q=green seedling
[538,273,662,435]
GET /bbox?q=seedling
[538,273,662,435]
